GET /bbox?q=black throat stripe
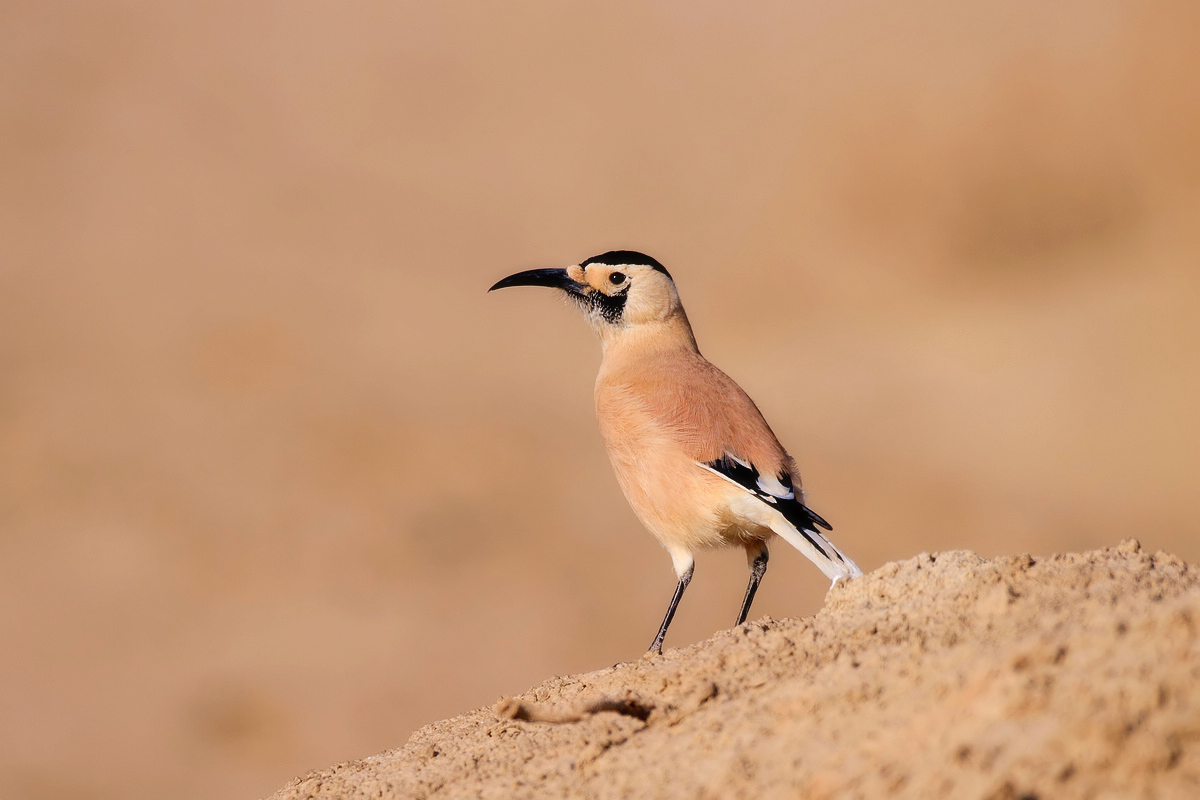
[589,286,629,323]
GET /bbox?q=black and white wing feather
[697,454,860,580]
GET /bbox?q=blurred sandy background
[1,2,1197,798]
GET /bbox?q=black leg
[735,546,769,626]
[648,563,693,654]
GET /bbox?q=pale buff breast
[595,352,792,551]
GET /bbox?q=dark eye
[609,272,626,285]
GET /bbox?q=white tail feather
[769,516,863,584]
[728,492,863,585]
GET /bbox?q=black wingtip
[807,507,833,532]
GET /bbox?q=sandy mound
[270,542,1199,799]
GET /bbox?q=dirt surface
[272,541,1199,799]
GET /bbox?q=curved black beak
[488,268,577,293]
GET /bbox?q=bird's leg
[735,543,770,626]
[648,562,694,654]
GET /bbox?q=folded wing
[697,454,861,583]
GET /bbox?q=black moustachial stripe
[588,285,629,323]
[702,455,840,564]
[581,250,671,279]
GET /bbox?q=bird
[489,250,862,653]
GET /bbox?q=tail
[769,501,862,584]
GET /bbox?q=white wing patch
[695,455,795,505]
[755,473,794,501]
